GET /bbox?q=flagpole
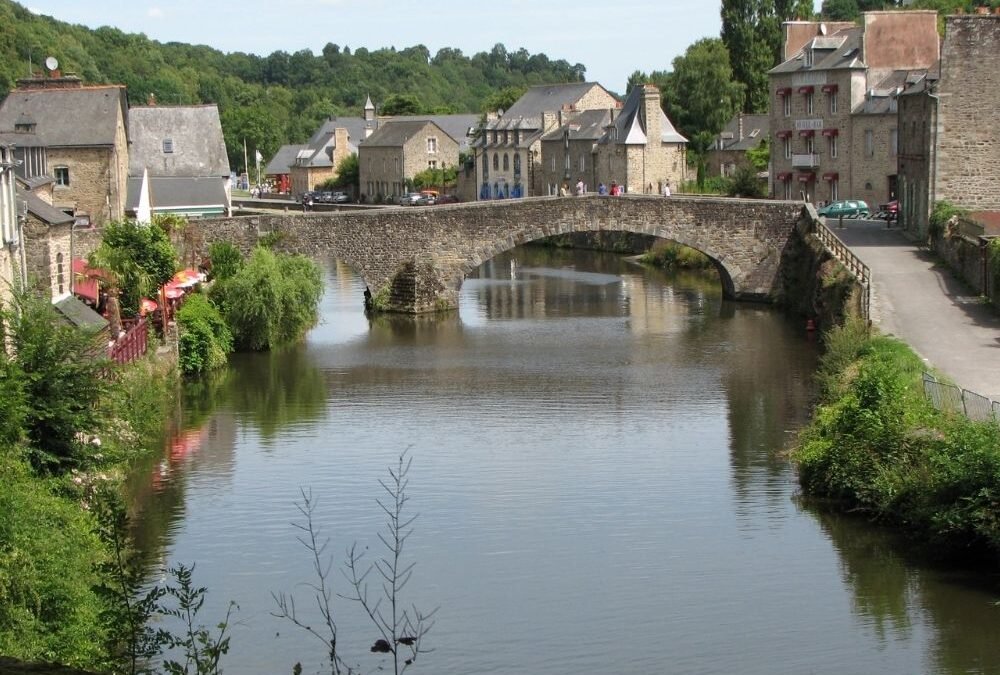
[243,138,249,190]
[255,149,261,187]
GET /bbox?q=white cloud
[147,6,164,18]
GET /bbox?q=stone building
[125,104,231,219]
[706,113,769,178]
[0,76,129,226]
[769,11,939,206]
[359,120,458,202]
[0,140,25,311]
[592,84,687,195]
[474,82,618,199]
[898,14,1000,239]
[264,143,305,194]
[291,97,477,197]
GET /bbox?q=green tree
[481,86,526,115]
[332,152,359,190]
[89,217,178,317]
[380,93,423,116]
[746,138,770,172]
[721,0,779,112]
[0,289,109,474]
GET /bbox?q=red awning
[776,87,792,96]
[775,130,793,139]
[797,173,815,183]
[798,129,815,137]
[821,128,839,137]
[776,172,792,181]
[798,85,815,94]
[821,84,839,93]
[72,258,109,304]
[823,172,839,181]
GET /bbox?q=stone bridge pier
[199,195,807,313]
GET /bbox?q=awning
[72,258,109,304]
[797,173,816,182]
[798,129,815,137]
[823,172,839,181]
[776,87,792,96]
[821,128,839,137]
[775,130,793,139]
[821,84,839,93]
[776,172,793,181]
[798,85,815,94]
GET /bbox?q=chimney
[15,73,84,90]
[642,84,662,147]
[334,128,351,161]
[147,92,157,106]
[542,111,558,133]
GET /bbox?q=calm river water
[128,246,1000,675]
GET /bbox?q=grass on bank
[793,318,1000,557]
[639,240,713,271]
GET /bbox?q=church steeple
[364,94,375,122]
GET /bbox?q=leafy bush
[211,247,322,351]
[726,164,765,198]
[0,453,107,669]
[0,290,109,474]
[640,240,713,270]
[928,200,968,239]
[177,294,233,375]
[208,241,243,282]
[793,326,1000,555]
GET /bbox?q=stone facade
[188,195,803,313]
[48,141,128,225]
[897,76,936,238]
[359,121,459,202]
[0,142,22,311]
[769,12,938,206]
[23,216,72,298]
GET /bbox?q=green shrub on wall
[177,294,233,375]
[928,200,968,239]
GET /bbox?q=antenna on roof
[819,23,828,35]
[44,56,59,78]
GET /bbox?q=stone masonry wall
[48,147,115,225]
[191,195,803,312]
[936,16,1000,212]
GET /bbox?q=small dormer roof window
[162,138,174,153]
[14,113,35,134]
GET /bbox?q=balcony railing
[791,153,820,168]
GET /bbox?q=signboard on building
[795,119,825,131]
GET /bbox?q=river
[127,246,1000,675]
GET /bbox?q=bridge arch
[197,195,806,313]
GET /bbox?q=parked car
[317,191,335,203]
[298,191,317,204]
[876,199,898,222]
[817,199,870,219]
[330,192,351,203]
[416,193,437,206]
[398,192,423,206]
[436,194,461,205]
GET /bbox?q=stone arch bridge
[200,195,807,313]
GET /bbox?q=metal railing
[923,372,999,423]
[813,218,871,321]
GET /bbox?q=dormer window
[805,49,814,67]
[163,139,174,153]
[14,122,35,134]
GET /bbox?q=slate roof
[0,85,128,147]
[363,120,444,147]
[713,114,770,151]
[129,105,229,177]
[502,82,606,118]
[265,143,305,175]
[125,176,228,211]
[383,113,479,151]
[17,186,73,225]
[53,294,108,333]
[598,85,687,145]
[855,69,928,115]
[769,27,864,74]
[15,174,55,191]
[298,117,368,168]
[0,131,45,147]
[540,109,612,141]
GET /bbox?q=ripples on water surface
[129,247,1000,675]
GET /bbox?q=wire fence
[922,372,1000,423]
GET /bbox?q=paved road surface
[832,220,1000,401]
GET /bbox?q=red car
[879,199,899,222]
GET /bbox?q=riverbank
[792,318,1000,559]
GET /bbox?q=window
[579,155,585,172]
[806,92,814,115]
[830,179,839,202]
[394,157,400,174]
[829,135,838,159]
[428,160,437,170]
[783,95,791,117]
[829,93,838,114]
[783,180,793,200]
[427,137,438,153]
[865,129,874,157]
[550,156,556,172]
[56,252,64,295]
[482,152,489,177]
[805,136,815,154]
[493,154,499,170]
[890,128,898,157]
[513,154,521,175]
[503,154,509,171]
[163,138,174,153]
[783,137,791,159]
[54,166,70,187]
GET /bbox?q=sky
[20,0,748,94]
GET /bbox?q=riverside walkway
[835,220,1000,401]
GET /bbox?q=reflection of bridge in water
[204,195,807,313]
